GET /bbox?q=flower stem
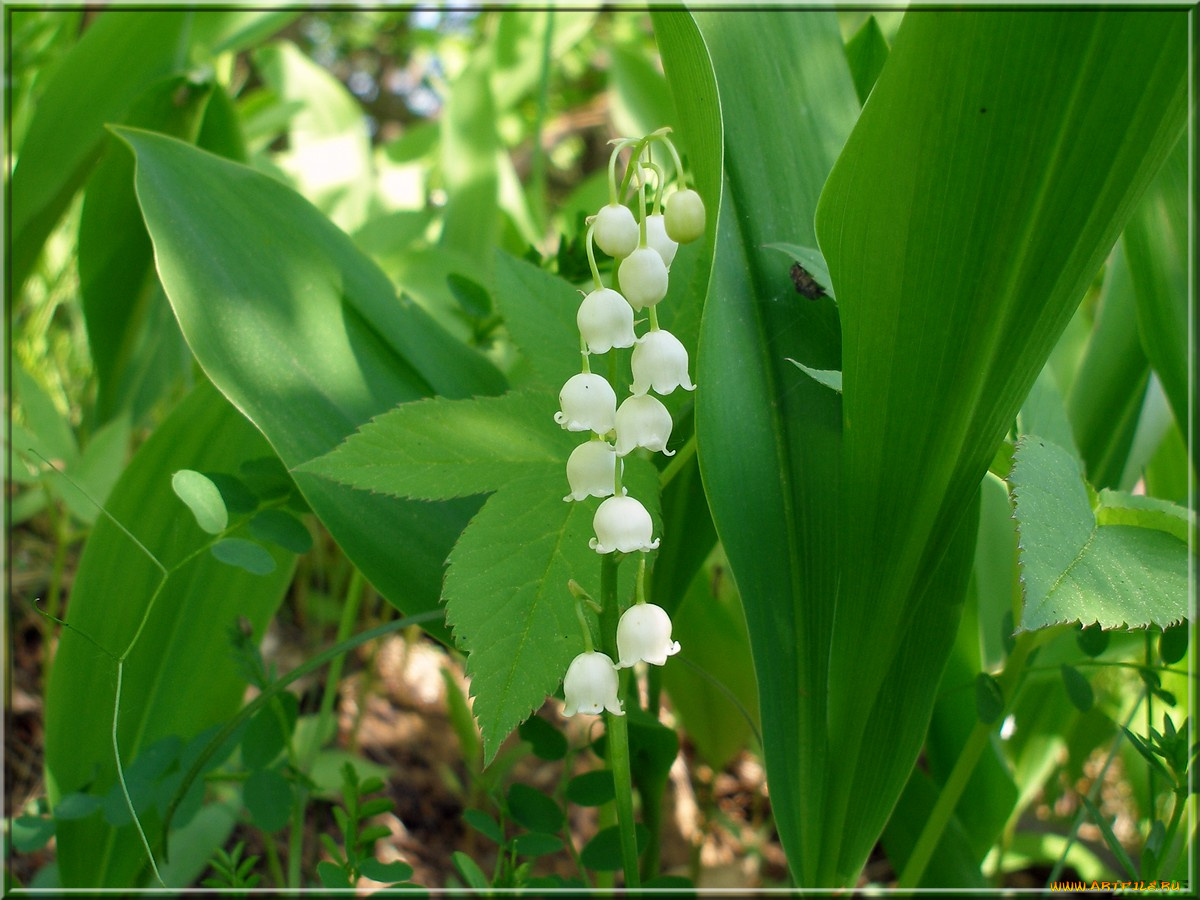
[585,222,603,292]
[600,555,640,889]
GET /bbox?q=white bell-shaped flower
[644,214,678,269]
[616,603,681,668]
[577,287,635,354]
[614,394,675,457]
[554,373,616,433]
[593,203,639,259]
[618,247,669,310]
[564,440,622,501]
[631,329,695,396]
[562,651,623,716]
[589,495,660,554]
[664,189,705,243]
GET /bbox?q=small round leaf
[1076,625,1109,658]
[244,768,292,832]
[172,469,227,534]
[1159,622,1188,665]
[1060,664,1094,712]
[566,770,615,807]
[512,831,562,858]
[580,823,649,871]
[974,672,1004,724]
[249,508,312,554]
[506,783,564,834]
[518,714,567,761]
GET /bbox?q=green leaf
[1158,622,1188,665]
[658,9,853,888]
[462,809,504,844]
[565,770,615,807]
[974,673,1004,725]
[317,860,352,890]
[441,472,613,762]
[1095,489,1194,544]
[253,41,372,233]
[359,859,415,884]
[244,768,292,833]
[786,359,842,394]
[451,851,490,890]
[117,127,505,642]
[506,784,564,834]
[241,692,299,771]
[1065,245,1149,490]
[44,381,294,887]
[512,832,563,858]
[844,15,890,105]
[1010,436,1189,631]
[518,714,568,762]
[12,816,56,853]
[303,392,572,502]
[11,10,192,290]
[211,539,276,576]
[1076,626,1110,658]
[248,509,312,555]
[171,470,228,535]
[1125,137,1189,447]
[764,242,836,301]
[812,10,1185,886]
[1060,665,1095,712]
[579,823,649,872]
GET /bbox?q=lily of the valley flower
[564,440,622,502]
[631,329,695,396]
[664,188,706,243]
[562,651,624,716]
[614,394,675,456]
[554,373,617,433]
[577,287,636,354]
[615,603,681,668]
[593,203,639,259]
[644,214,678,269]
[589,495,660,554]
[618,247,669,310]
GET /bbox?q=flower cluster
[553,129,702,717]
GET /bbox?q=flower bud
[631,329,695,396]
[593,203,639,259]
[564,440,622,501]
[664,189,705,243]
[589,495,660,554]
[616,603,681,668]
[577,288,635,354]
[645,214,678,269]
[562,651,623,716]
[614,394,675,457]
[554,373,616,433]
[618,247,669,310]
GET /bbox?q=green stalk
[898,632,1038,889]
[600,555,640,889]
[528,10,554,237]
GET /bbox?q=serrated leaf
[442,474,599,762]
[302,392,571,501]
[1010,436,1189,631]
[172,469,228,534]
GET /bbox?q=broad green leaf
[11,10,192,290]
[658,8,853,887]
[44,380,294,887]
[609,43,674,140]
[1010,436,1189,631]
[119,128,505,642]
[1125,137,1189,448]
[882,771,988,888]
[815,10,1185,886]
[171,469,228,534]
[244,768,292,833]
[303,392,573,501]
[78,73,213,427]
